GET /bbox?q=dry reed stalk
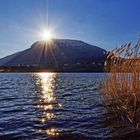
[103,40,140,128]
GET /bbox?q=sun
[41,30,53,41]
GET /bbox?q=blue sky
[0,0,140,58]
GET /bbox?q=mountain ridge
[0,39,107,70]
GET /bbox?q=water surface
[0,73,139,139]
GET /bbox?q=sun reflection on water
[40,73,56,103]
[47,128,59,136]
[36,73,61,137]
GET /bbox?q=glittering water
[0,73,139,140]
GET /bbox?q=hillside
[0,39,107,72]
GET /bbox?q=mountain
[0,39,107,71]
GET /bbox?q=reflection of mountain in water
[0,39,107,71]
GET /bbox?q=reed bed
[103,40,140,128]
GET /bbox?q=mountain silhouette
[0,39,107,68]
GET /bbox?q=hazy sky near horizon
[0,0,140,58]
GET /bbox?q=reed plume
[103,40,140,128]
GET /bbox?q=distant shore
[0,66,104,73]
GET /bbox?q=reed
[103,40,140,128]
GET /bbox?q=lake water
[0,73,139,140]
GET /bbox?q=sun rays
[39,29,53,41]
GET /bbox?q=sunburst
[41,30,53,41]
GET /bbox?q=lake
[0,73,139,140]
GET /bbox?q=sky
[0,0,140,58]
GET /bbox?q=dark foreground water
[0,73,139,140]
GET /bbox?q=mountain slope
[0,39,107,67]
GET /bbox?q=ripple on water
[0,73,139,139]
